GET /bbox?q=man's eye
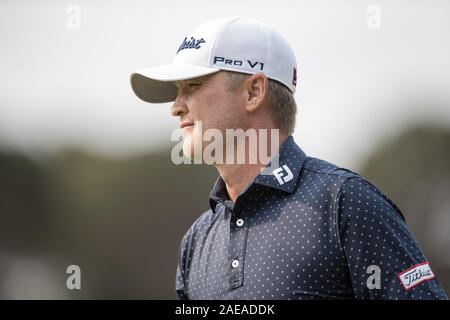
[186,83,200,90]
[176,83,201,95]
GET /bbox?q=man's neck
[215,132,288,203]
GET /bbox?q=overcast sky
[1,0,449,168]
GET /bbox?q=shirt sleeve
[175,224,197,300]
[175,253,187,299]
[175,232,189,300]
[337,176,448,300]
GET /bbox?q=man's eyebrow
[176,76,209,90]
[184,76,208,84]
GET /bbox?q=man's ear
[244,73,269,113]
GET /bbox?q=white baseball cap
[130,16,298,103]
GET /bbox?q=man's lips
[180,122,194,129]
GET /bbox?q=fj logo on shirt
[397,262,435,290]
[273,165,293,185]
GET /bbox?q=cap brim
[130,63,220,103]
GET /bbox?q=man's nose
[170,95,189,118]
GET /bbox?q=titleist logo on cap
[177,37,206,54]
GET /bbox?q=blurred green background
[1,122,449,299]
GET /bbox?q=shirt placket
[226,200,249,290]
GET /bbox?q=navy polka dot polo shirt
[175,135,448,300]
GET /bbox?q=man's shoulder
[301,155,406,220]
[301,155,361,181]
[298,156,387,202]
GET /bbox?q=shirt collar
[253,135,307,193]
[209,135,307,213]
[209,176,232,213]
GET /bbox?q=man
[130,17,448,299]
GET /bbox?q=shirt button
[236,218,244,227]
[231,259,240,268]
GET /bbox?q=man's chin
[182,146,194,160]
[182,140,197,161]
[183,138,209,161]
